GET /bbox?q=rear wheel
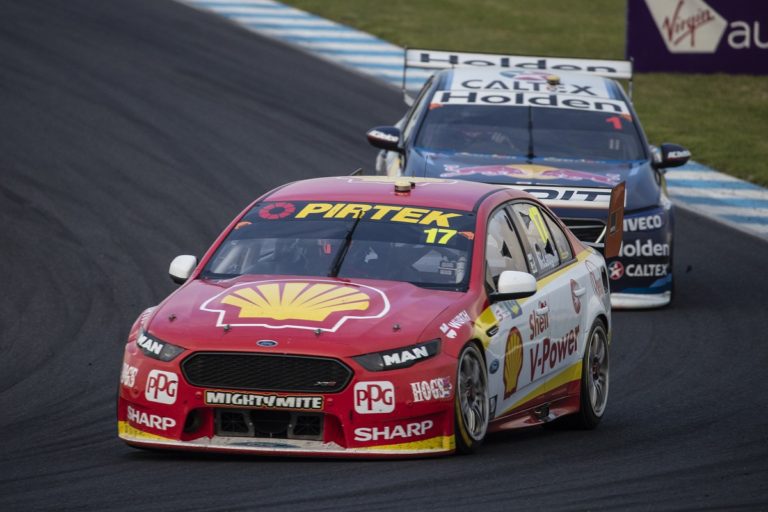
[565,320,609,429]
[454,343,489,454]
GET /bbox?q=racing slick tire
[454,342,490,454]
[564,319,610,430]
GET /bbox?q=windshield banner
[432,90,631,115]
[626,0,768,74]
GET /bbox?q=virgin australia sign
[627,0,768,73]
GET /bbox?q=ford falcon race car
[367,49,691,309]
[118,176,623,458]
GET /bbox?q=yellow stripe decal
[500,361,582,416]
[118,421,173,441]
[359,435,455,452]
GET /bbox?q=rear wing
[508,182,625,259]
[403,48,634,103]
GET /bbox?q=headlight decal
[354,340,440,371]
[136,330,185,362]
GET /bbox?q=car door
[479,206,542,422]
[508,201,586,393]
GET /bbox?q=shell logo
[200,280,389,332]
[503,327,524,399]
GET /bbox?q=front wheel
[454,343,490,454]
[566,320,610,429]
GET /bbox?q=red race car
[118,176,623,457]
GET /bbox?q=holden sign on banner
[626,0,768,74]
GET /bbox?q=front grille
[182,352,352,393]
[563,218,607,244]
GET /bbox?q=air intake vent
[182,352,352,393]
[562,218,607,244]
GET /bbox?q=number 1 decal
[423,228,457,244]
[605,116,623,130]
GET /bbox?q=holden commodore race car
[367,49,691,309]
[118,175,623,457]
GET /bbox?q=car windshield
[201,201,476,291]
[414,104,645,161]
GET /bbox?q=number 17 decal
[424,228,457,244]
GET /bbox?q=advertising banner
[626,0,768,74]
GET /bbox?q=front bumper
[117,345,458,458]
[610,291,671,309]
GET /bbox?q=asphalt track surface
[1,1,767,510]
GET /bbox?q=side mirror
[489,271,537,302]
[366,126,402,152]
[169,255,197,284]
[654,143,691,169]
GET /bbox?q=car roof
[439,67,624,101]
[261,176,528,212]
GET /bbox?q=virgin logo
[645,0,727,53]
[663,0,714,46]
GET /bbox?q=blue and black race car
[367,49,691,309]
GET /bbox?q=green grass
[284,0,768,185]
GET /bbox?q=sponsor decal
[368,129,399,143]
[625,263,669,277]
[383,345,431,367]
[256,340,278,347]
[137,332,164,356]
[507,185,613,207]
[667,149,692,159]
[460,78,600,96]
[489,358,500,374]
[410,377,452,403]
[126,405,176,431]
[529,301,550,340]
[609,260,625,280]
[490,300,523,323]
[258,202,296,220]
[529,326,580,380]
[120,363,138,388]
[619,239,670,258]
[433,90,631,116]
[407,49,632,79]
[503,327,524,398]
[145,370,179,405]
[623,213,664,232]
[354,420,434,442]
[585,260,606,297]
[439,310,471,339]
[441,164,620,185]
[354,381,395,414]
[570,280,582,314]
[294,202,461,227]
[499,70,552,81]
[204,390,323,410]
[201,279,389,332]
[489,396,498,418]
[645,0,727,54]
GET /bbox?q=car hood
[146,275,464,358]
[410,150,660,211]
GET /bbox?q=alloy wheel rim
[458,348,489,441]
[587,329,610,417]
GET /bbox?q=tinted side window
[485,208,527,290]
[402,77,434,142]
[543,212,573,262]
[510,203,560,275]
